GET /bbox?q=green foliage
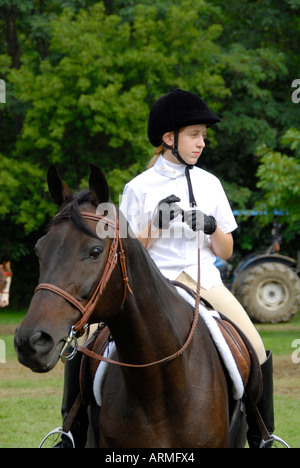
[0,154,55,232]
[206,0,299,190]
[255,129,300,226]
[281,128,300,155]
[8,0,228,181]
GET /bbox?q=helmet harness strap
[163,129,197,208]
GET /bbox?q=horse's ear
[89,163,110,205]
[47,165,73,207]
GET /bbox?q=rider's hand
[153,195,181,229]
[183,209,217,235]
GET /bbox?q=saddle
[79,302,263,412]
[215,314,262,406]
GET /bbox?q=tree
[7,0,229,208]
[207,0,300,254]
[255,128,300,228]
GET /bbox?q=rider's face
[163,124,207,165]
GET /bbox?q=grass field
[1,309,300,448]
[0,310,64,448]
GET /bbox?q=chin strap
[185,165,197,208]
[163,130,197,208]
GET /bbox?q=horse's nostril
[29,331,54,355]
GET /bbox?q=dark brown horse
[15,164,247,448]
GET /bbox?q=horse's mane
[51,190,99,239]
[50,189,166,283]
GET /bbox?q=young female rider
[119,89,274,448]
[55,89,274,448]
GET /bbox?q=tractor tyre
[235,262,300,323]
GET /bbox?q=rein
[34,208,200,368]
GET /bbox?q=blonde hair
[147,130,175,169]
[147,144,166,169]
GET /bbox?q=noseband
[35,209,133,334]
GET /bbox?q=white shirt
[120,155,237,289]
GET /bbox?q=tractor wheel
[235,262,300,323]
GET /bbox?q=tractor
[215,219,300,323]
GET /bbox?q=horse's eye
[89,246,103,259]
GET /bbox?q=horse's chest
[98,344,228,448]
[99,383,227,448]
[99,380,182,447]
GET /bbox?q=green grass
[0,309,27,325]
[256,312,300,355]
[258,329,299,356]
[255,312,300,447]
[275,396,300,447]
[0,396,63,448]
[1,309,300,448]
[0,309,64,448]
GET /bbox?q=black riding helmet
[147,89,221,147]
[147,89,221,207]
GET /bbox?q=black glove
[183,209,217,235]
[153,195,181,229]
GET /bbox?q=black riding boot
[55,353,89,448]
[247,350,275,448]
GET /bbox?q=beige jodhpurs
[176,272,266,364]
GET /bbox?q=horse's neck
[106,237,194,375]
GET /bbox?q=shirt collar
[154,154,187,179]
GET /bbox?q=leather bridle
[34,207,200,368]
[35,209,133,334]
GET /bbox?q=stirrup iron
[260,434,290,448]
[38,427,75,448]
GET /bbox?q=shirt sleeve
[120,183,150,236]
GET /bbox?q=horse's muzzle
[14,327,56,372]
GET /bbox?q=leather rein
[34,208,200,368]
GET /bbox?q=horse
[0,261,12,308]
[14,164,249,448]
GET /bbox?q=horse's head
[15,164,126,372]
